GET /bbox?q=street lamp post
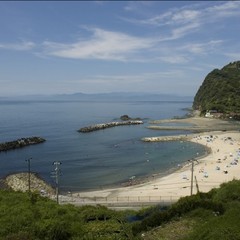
[53,161,61,204]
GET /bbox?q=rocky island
[0,137,46,152]
[78,120,143,133]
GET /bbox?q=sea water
[0,100,206,192]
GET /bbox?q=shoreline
[71,130,240,200]
[70,117,240,204]
[113,143,211,189]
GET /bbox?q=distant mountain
[193,61,240,114]
[53,92,193,101]
[2,92,193,102]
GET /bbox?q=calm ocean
[0,100,206,192]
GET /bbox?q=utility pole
[25,158,32,194]
[53,161,61,204]
[190,159,194,196]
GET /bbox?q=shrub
[132,194,224,235]
[212,179,240,203]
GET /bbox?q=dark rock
[120,115,141,121]
[120,115,131,121]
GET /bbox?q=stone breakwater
[5,172,55,196]
[142,135,191,142]
[0,137,46,152]
[78,120,144,133]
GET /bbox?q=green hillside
[2,180,240,239]
[0,190,135,240]
[133,179,240,240]
[193,61,240,116]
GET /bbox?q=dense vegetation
[2,179,240,239]
[0,191,135,240]
[134,179,240,239]
[193,61,240,116]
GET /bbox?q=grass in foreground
[134,179,240,240]
[0,190,135,240]
[1,179,240,239]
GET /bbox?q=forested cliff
[193,61,240,116]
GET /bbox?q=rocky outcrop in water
[120,115,141,121]
[0,137,46,152]
[78,120,144,133]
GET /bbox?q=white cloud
[0,41,35,51]
[171,22,200,39]
[41,26,226,64]
[157,55,189,64]
[170,9,201,24]
[144,11,173,26]
[125,1,240,39]
[207,1,240,13]
[149,39,224,64]
[179,40,223,55]
[80,69,182,84]
[124,1,155,13]
[124,7,200,27]
[43,27,156,61]
[123,11,201,40]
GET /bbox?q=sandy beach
[70,117,240,205]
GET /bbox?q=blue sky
[0,1,239,97]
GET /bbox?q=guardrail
[59,195,181,208]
